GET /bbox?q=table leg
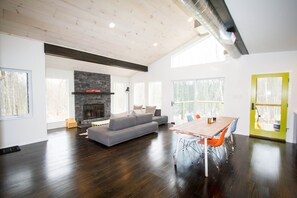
[204,137,208,177]
[173,135,180,165]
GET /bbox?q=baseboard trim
[250,135,286,143]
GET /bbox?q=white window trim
[0,67,33,120]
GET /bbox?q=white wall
[45,68,75,130]
[0,34,47,148]
[130,49,297,143]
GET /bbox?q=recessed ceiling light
[153,42,158,47]
[109,22,115,28]
[188,17,194,22]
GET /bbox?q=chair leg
[209,147,220,171]
[174,136,203,165]
[231,133,235,152]
[196,144,204,165]
[173,136,181,165]
[224,143,228,162]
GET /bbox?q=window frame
[0,67,33,120]
[172,77,225,121]
[171,35,226,68]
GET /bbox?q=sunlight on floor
[251,143,281,181]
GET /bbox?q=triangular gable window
[171,36,225,68]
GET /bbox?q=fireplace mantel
[72,92,114,95]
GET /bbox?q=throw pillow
[133,105,143,110]
[154,109,161,116]
[132,109,145,115]
[145,106,156,115]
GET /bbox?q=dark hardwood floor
[1,124,297,198]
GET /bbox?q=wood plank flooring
[0,124,297,197]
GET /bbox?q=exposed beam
[209,0,249,55]
[44,44,148,72]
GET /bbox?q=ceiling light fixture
[109,22,115,28]
[153,42,158,47]
[187,17,194,22]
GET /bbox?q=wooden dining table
[170,116,234,177]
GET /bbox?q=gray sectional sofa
[88,113,158,147]
[152,109,168,125]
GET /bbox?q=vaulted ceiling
[1,0,297,75]
[0,0,199,66]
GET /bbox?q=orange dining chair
[195,114,201,119]
[198,126,228,170]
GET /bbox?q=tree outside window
[0,68,31,119]
[173,78,224,122]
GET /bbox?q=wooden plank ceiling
[0,0,199,65]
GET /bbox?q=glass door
[250,73,289,140]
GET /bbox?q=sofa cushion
[153,115,168,125]
[135,113,153,125]
[110,111,129,118]
[145,106,156,114]
[88,122,158,147]
[108,116,136,131]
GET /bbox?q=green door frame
[250,73,289,140]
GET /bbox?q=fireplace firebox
[83,104,104,120]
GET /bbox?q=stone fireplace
[74,71,111,124]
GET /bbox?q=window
[0,68,31,119]
[46,78,69,123]
[133,82,145,106]
[148,82,162,108]
[171,36,225,68]
[112,82,129,113]
[173,78,224,122]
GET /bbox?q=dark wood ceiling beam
[209,0,249,55]
[44,44,148,72]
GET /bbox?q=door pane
[256,77,282,104]
[255,77,282,132]
[255,106,281,132]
